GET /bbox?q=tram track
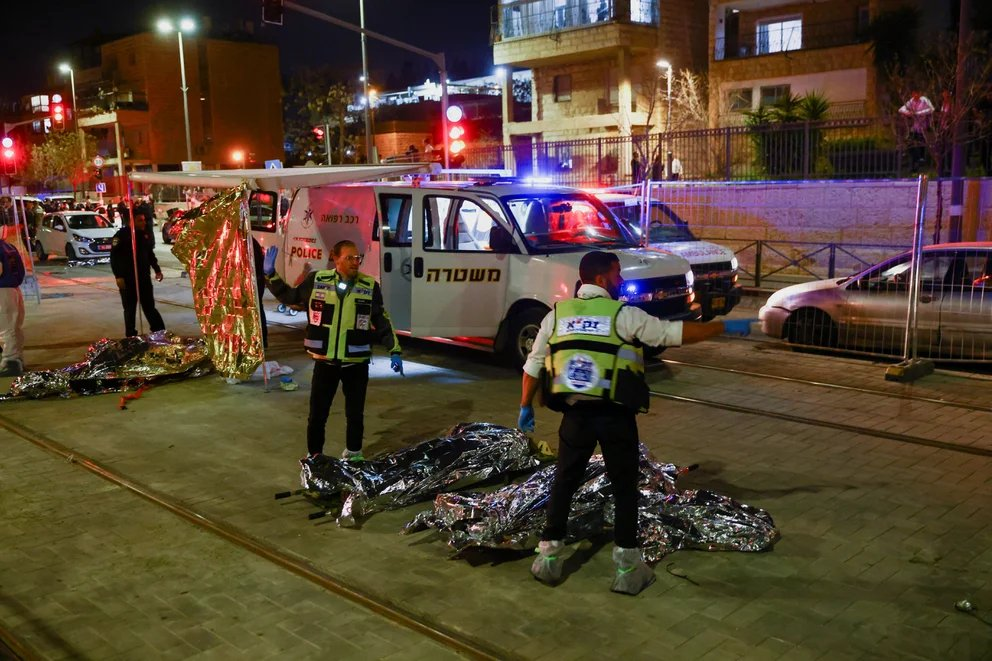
[648,388,992,458]
[653,358,992,414]
[0,412,504,661]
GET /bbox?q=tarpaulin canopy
[129,164,429,190]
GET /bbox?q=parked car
[34,211,116,261]
[595,192,742,320]
[759,242,992,360]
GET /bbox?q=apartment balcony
[493,0,659,68]
[714,17,867,61]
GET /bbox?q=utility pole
[360,0,373,163]
[948,0,972,242]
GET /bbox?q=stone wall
[654,178,992,276]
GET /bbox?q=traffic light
[51,94,66,132]
[446,104,465,155]
[312,125,325,140]
[262,0,284,25]
[2,137,16,175]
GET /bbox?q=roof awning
[129,164,430,190]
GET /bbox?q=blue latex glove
[723,318,756,336]
[262,246,278,276]
[390,353,404,376]
[518,405,535,433]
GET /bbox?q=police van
[593,190,742,320]
[258,180,699,365]
[132,166,700,367]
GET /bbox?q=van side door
[410,193,513,337]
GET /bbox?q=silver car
[759,242,992,360]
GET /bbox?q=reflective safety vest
[304,270,378,363]
[545,296,648,412]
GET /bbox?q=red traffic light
[53,104,64,120]
[312,126,325,139]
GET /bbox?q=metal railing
[493,0,657,42]
[714,17,867,61]
[455,116,992,186]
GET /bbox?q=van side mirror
[249,190,278,233]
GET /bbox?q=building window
[756,17,802,55]
[728,88,753,112]
[30,95,50,114]
[607,67,618,108]
[760,84,791,107]
[553,74,572,102]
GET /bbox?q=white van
[255,181,700,365]
[594,191,742,320]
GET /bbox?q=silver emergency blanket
[406,445,778,563]
[299,422,540,526]
[0,331,212,400]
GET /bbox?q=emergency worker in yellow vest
[518,251,754,595]
[264,240,403,462]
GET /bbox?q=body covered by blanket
[299,422,540,526]
[2,331,212,400]
[406,444,779,563]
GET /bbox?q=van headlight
[685,269,694,289]
[71,233,87,242]
[730,256,739,271]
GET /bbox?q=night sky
[1,0,496,100]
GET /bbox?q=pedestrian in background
[0,237,26,377]
[264,240,404,462]
[518,250,754,595]
[110,210,165,337]
[899,90,934,172]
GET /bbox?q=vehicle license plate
[711,296,726,311]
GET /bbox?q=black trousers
[307,360,369,455]
[542,404,641,549]
[120,279,165,337]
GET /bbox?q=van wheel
[34,241,47,262]
[65,243,78,261]
[505,307,549,369]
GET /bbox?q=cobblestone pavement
[1,257,990,659]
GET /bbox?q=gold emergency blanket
[170,184,263,379]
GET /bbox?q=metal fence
[457,117,992,186]
[630,177,992,363]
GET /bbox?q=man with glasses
[264,240,403,462]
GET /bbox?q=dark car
[161,207,185,244]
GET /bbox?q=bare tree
[886,32,992,241]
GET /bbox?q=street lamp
[359,0,373,163]
[656,59,673,178]
[57,63,78,131]
[157,17,196,163]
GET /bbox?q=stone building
[708,0,925,126]
[492,0,709,145]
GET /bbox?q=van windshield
[502,193,637,252]
[608,200,696,243]
[67,214,113,230]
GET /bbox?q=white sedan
[35,211,117,261]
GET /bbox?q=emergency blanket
[0,331,212,400]
[405,445,779,563]
[299,423,541,526]
[170,183,264,380]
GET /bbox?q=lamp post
[656,59,673,178]
[58,62,87,176]
[57,63,78,130]
[359,0,373,163]
[157,17,196,163]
